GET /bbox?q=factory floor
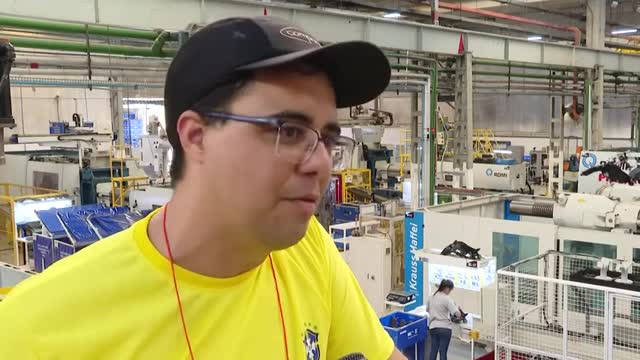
[425,336,491,360]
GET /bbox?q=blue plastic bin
[380,312,428,360]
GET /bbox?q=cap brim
[237,41,390,108]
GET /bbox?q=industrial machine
[1,141,126,205]
[578,150,640,194]
[330,212,406,316]
[528,148,548,186]
[510,193,640,233]
[496,251,640,360]
[438,161,527,193]
[352,127,393,187]
[404,192,640,348]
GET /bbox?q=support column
[635,104,640,149]
[109,87,124,145]
[583,72,593,150]
[586,0,606,49]
[592,65,605,150]
[453,52,474,188]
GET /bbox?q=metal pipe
[474,90,582,96]
[392,71,430,79]
[390,63,431,73]
[432,0,440,25]
[14,55,170,71]
[0,14,174,41]
[474,71,583,81]
[473,59,580,72]
[432,1,583,37]
[12,67,165,79]
[8,37,176,57]
[509,200,554,218]
[9,75,163,89]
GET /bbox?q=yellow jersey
[0,210,394,359]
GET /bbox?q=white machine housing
[438,161,527,192]
[554,193,640,233]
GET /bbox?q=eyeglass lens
[274,122,353,168]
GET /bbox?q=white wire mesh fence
[495,251,640,360]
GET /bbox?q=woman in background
[426,279,460,360]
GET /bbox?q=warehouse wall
[6,86,113,137]
[474,94,636,140]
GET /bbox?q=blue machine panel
[404,211,424,311]
[33,235,54,273]
[54,239,76,262]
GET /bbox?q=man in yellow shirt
[0,17,405,359]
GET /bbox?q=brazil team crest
[303,328,320,360]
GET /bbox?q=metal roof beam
[216,0,640,72]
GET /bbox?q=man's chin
[269,221,310,250]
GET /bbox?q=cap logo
[280,27,321,46]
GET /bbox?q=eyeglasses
[197,111,355,168]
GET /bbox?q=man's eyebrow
[266,111,341,135]
[323,122,341,135]
[265,111,312,124]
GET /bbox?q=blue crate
[332,203,360,223]
[49,122,66,134]
[380,312,428,351]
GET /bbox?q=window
[493,232,539,305]
[492,232,539,269]
[563,240,616,259]
[634,248,640,263]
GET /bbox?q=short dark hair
[169,74,251,183]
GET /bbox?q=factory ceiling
[284,0,640,48]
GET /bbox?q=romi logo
[280,27,321,46]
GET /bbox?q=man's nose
[298,141,332,176]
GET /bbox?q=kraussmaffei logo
[582,153,597,168]
[280,27,321,46]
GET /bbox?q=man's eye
[322,136,338,149]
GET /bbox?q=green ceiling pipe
[151,31,171,56]
[9,37,176,57]
[390,63,432,72]
[0,15,171,41]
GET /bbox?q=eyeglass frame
[193,110,356,166]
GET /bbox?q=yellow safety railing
[0,183,66,266]
[109,144,148,207]
[399,129,412,176]
[473,128,496,158]
[337,168,372,203]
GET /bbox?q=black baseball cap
[164,16,391,150]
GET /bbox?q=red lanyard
[161,204,290,360]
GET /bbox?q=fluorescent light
[493,149,513,155]
[611,29,638,35]
[384,12,403,18]
[527,35,542,41]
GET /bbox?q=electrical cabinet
[345,235,392,316]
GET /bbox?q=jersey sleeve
[0,296,39,359]
[315,222,395,359]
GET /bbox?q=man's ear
[176,110,207,165]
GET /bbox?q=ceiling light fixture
[611,1,620,8]
[383,12,403,18]
[611,28,638,35]
[527,35,543,41]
